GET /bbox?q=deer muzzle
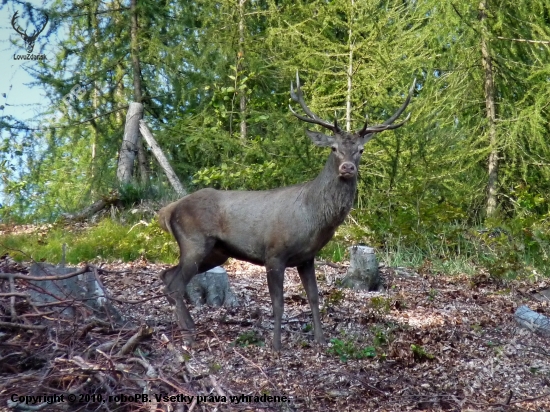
[338,162,356,179]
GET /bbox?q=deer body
[160,155,356,268]
[159,73,414,350]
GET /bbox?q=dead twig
[79,317,112,339]
[0,292,29,298]
[158,374,196,397]
[510,390,550,405]
[6,400,49,411]
[0,266,89,281]
[505,390,513,405]
[91,265,156,276]
[209,375,226,397]
[116,325,154,356]
[9,274,18,321]
[0,352,24,363]
[127,357,158,379]
[20,311,55,318]
[0,320,46,330]
[233,348,278,392]
[94,341,118,354]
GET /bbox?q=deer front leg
[266,260,285,351]
[297,259,326,345]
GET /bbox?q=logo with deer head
[11,11,48,54]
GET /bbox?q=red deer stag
[159,73,414,350]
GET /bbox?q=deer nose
[339,162,356,178]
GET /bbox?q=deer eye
[359,149,364,154]
[331,146,337,152]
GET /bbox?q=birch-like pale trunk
[479,0,498,217]
[116,103,143,184]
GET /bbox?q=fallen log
[60,193,120,222]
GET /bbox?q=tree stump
[341,246,380,292]
[28,263,124,325]
[186,266,239,308]
[514,305,550,337]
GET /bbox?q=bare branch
[116,325,154,356]
[0,266,89,281]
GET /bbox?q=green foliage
[209,362,222,374]
[324,289,345,307]
[328,338,376,362]
[318,241,346,263]
[411,344,435,361]
[1,219,178,264]
[234,331,264,347]
[370,297,392,315]
[1,0,550,280]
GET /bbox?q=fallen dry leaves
[1,255,549,411]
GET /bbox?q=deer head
[11,11,49,54]
[289,72,414,179]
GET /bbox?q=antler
[289,71,340,133]
[28,13,49,42]
[357,78,416,139]
[11,11,26,36]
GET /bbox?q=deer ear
[306,130,335,147]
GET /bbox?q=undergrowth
[0,218,178,264]
[1,209,550,282]
[319,215,550,280]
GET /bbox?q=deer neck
[305,153,357,228]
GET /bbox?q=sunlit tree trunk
[480,0,498,217]
[346,0,355,132]
[238,0,247,140]
[130,0,149,185]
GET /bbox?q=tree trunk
[238,0,247,141]
[139,120,187,197]
[346,0,355,132]
[480,0,498,217]
[130,0,149,184]
[116,103,143,185]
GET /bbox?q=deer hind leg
[160,237,215,338]
[297,259,326,345]
[265,258,286,351]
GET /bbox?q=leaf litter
[0,254,549,411]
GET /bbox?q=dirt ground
[1,254,549,411]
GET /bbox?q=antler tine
[289,71,338,132]
[358,78,416,138]
[30,13,49,40]
[11,11,26,36]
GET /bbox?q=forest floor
[1,252,550,411]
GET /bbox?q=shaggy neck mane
[303,152,357,228]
